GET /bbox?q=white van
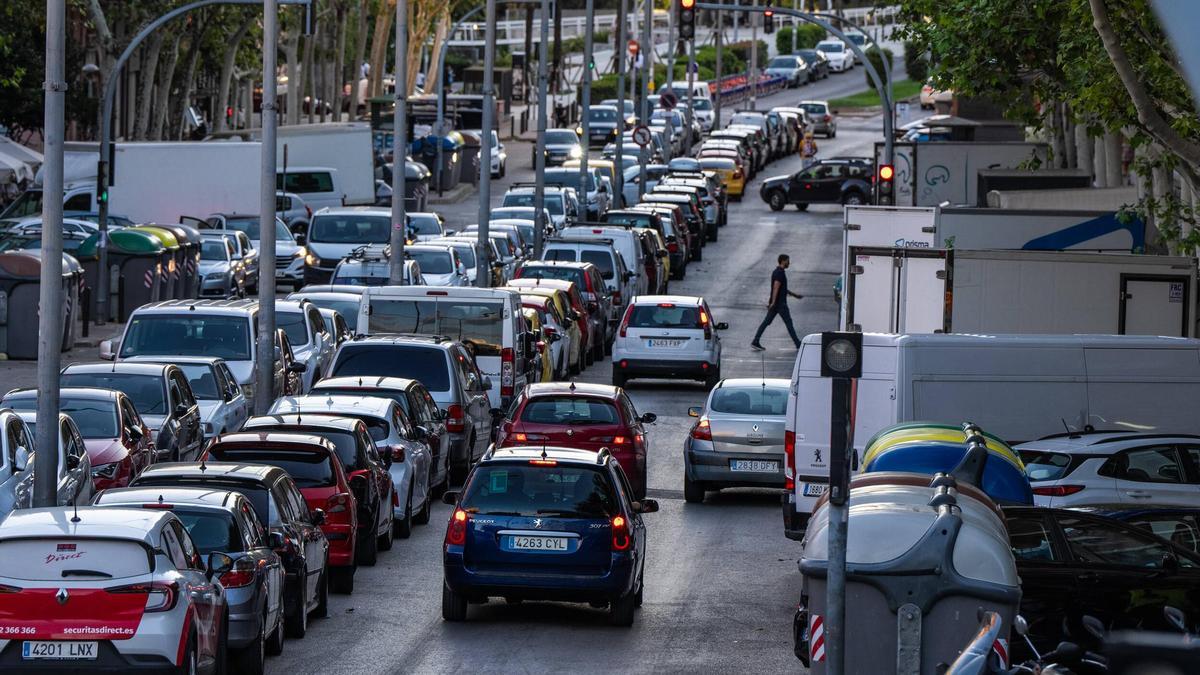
[658,81,712,102]
[277,166,347,210]
[357,286,533,407]
[560,226,649,297]
[782,333,1200,539]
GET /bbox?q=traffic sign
[628,39,639,56]
[660,91,678,110]
[632,125,652,147]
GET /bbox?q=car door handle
[1125,490,1154,499]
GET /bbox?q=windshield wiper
[61,569,113,578]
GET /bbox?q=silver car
[288,290,365,334]
[93,486,286,668]
[683,378,789,503]
[276,299,336,391]
[268,395,433,535]
[214,230,259,293]
[198,234,244,298]
[124,356,250,440]
[0,409,33,518]
[13,412,94,509]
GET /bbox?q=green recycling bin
[131,226,180,300]
[78,229,166,323]
[0,251,69,359]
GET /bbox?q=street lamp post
[614,3,627,207]
[255,0,280,416]
[476,0,496,286]
[389,0,408,285]
[578,0,595,222]
[533,0,550,258]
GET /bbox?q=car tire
[704,370,720,389]
[767,190,787,212]
[231,619,266,675]
[500,162,507,178]
[313,568,329,618]
[693,244,703,262]
[831,128,837,138]
[265,609,285,656]
[796,203,809,211]
[331,565,356,595]
[684,470,706,503]
[176,632,198,675]
[379,505,395,551]
[609,590,636,626]
[842,192,865,206]
[357,516,378,566]
[442,581,468,622]
[395,484,414,539]
[285,571,307,638]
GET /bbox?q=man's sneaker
[750,342,765,351]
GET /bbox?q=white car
[815,39,854,72]
[488,130,507,178]
[122,356,250,439]
[405,243,470,287]
[611,295,727,389]
[1017,432,1200,508]
[0,507,230,671]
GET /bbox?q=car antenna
[569,380,576,392]
[70,493,80,523]
[541,445,548,461]
[1060,418,1078,438]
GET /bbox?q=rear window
[408,215,443,236]
[6,396,119,438]
[543,248,577,263]
[628,303,701,329]
[408,250,453,275]
[119,314,252,362]
[0,538,151,581]
[209,449,335,488]
[172,508,240,554]
[60,372,167,416]
[367,299,504,357]
[520,397,620,425]
[520,266,586,288]
[1018,450,1073,481]
[710,386,788,416]
[461,464,618,518]
[331,345,451,391]
[580,250,615,279]
[278,171,334,194]
[314,387,409,417]
[604,213,652,229]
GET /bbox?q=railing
[711,73,788,106]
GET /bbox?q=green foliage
[903,41,928,83]
[590,73,620,102]
[775,24,826,54]
[727,40,769,71]
[695,45,744,76]
[829,79,922,109]
[863,47,894,89]
[560,30,609,55]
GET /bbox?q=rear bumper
[0,639,177,674]
[782,492,808,541]
[444,555,636,601]
[225,587,265,647]
[614,358,715,381]
[686,446,786,488]
[322,522,356,567]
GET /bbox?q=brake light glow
[823,114,832,122]
[691,418,712,441]
[326,492,352,514]
[699,309,711,339]
[611,515,631,551]
[784,430,796,491]
[445,508,469,546]
[501,347,515,398]
[658,303,676,308]
[108,581,178,612]
[1031,485,1085,497]
[618,304,635,338]
[529,459,558,466]
[667,241,679,253]
[446,404,466,433]
[141,503,174,509]
[219,557,259,589]
[611,288,623,306]
[426,290,449,296]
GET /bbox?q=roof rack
[595,447,611,465]
[348,244,391,262]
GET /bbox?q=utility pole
[389,0,408,284]
[578,0,595,221]
[750,0,758,110]
[715,4,723,125]
[34,0,66,507]
[255,0,279,416]
[685,36,696,155]
[637,0,651,199]
[792,0,798,53]
[614,6,627,207]
[533,0,549,257]
[476,0,496,286]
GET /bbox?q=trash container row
[0,250,83,359]
[75,222,204,323]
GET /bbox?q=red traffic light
[680,0,695,7]
[764,9,774,17]
[879,164,895,181]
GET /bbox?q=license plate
[803,483,828,497]
[646,338,684,348]
[22,641,97,660]
[730,459,779,473]
[510,535,568,551]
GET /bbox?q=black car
[1081,504,1200,556]
[131,462,331,639]
[1004,506,1200,653]
[760,158,873,211]
[796,49,831,81]
[580,105,623,147]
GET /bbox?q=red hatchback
[204,432,362,593]
[496,382,656,499]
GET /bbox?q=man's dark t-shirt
[769,266,788,308]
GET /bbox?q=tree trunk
[1093,135,1108,188]
[302,28,317,124]
[1104,132,1123,187]
[1046,102,1064,169]
[1063,106,1077,169]
[1151,149,1175,254]
[284,22,301,125]
[368,1,394,99]
[349,3,369,117]
[151,34,182,140]
[216,16,255,132]
[1075,122,1093,183]
[174,21,206,140]
[134,31,168,140]
[333,6,347,122]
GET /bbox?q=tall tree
[215,14,255,132]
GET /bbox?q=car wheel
[500,162,506,178]
[378,505,395,551]
[684,470,706,503]
[231,616,266,675]
[395,484,414,539]
[693,244,703,262]
[796,203,809,211]
[176,632,198,675]
[609,590,636,626]
[313,568,329,618]
[842,192,865,206]
[442,581,468,622]
[265,608,285,656]
[831,128,837,138]
[357,515,379,566]
[284,571,307,638]
[767,190,786,212]
[704,371,720,389]
[331,565,356,594]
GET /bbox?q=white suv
[1016,432,1200,508]
[815,39,854,72]
[612,295,727,389]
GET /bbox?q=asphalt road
[265,107,888,674]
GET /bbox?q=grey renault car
[92,486,287,671]
[123,356,250,440]
[199,234,245,298]
[683,378,789,503]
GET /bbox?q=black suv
[760,158,873,211]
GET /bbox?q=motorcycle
[944,612,1108,675]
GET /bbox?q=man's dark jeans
[753,302,801,346]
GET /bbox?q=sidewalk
[0,318,124,390]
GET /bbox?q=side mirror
[128,426,144,441]
[206,551,234,579]
[442,490,460,506]
[309,508,326,526]
[1164,606,1188,634]
[715,322,729,330]
[1081,614,1107,640]
[415,425,430,439]
[635,499,659,514]
[640,412,657,424]
[288,361,307,374]
[13,447,29,472]
[548,333,561,343]
[623,271,635,281]
[1013,615,1029,637]
[174,403,190,418]
[269,532,285,550]
[99,340,117,361]
[587,301,599,313]
[687,406,702,418]
[66,454,80,471]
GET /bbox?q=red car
[0,387,155,490]
[496,382,656,498]
[204,432,362,594]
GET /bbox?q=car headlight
[305,252,320,266]
[569,146,582,159]
[91,462,119,479]
[294,246,306,259]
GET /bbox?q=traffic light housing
[764,2,775,34]
[679,0,696,40]
[877,163,895,205]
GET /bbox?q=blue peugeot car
[441,446,658,625]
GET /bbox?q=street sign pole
[750,0,758,110]
[578,0,595,222]
[685,39,696,155]
[614,6,627,207]
[533,0,550,257]
[714,2,723,125]
[476,0,496,287]
[255,0,279,416]
[389,0,408,285]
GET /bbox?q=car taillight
[446,404,465,433]
[733,169,743,179]
[108,581,179,612]
[326,492,352,514]
[611,514,631,551]
[611,288,622,306]
[699,309,711,339]
[784,430,796,491]
[219,557,258,589]
[445,508,469,547]
[592,435,631,444]
[823,114,832,122]
[618,304,634,338]
[513,432,547,443]
[1032,485,1085,497]
[690,418,712,441]
[543,326,557,337]
[501,347,515,397]
[667,241,678,253]
[391,445,406,462]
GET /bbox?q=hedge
[775,24,826,54]
[863,46,894,89]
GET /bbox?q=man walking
[750,254,802,350]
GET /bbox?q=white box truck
[876,141,1048,207]
[781,333,1200,539]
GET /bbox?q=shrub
[904,41,929,83]
[863,46,894,90]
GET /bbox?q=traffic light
[764,2,775,34]
[679,0,696,40]
[877,163,895,205]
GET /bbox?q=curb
[427,183,476,205]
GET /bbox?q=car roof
[130,299,257,316]
[1016,431,1200,453]
[288,291,364,303]
[211,431,337,453]
[271,395,398,419]
[243,414,365,433]
[715,378,791,388]
[63,362,171,376]
[525,382,621,399]
[344,333,454,347]
[137,461,285,482]
[295,285,368,295]
[483,445,612,467]
[4,386,120,402]
[0,507,176,542]
[94,486,243,509]
[122,355,223,367]
[313,206,391,216]
[632,294,703,306]
[313,375,417,392]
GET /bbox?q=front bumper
[443,552,635,602]
[277,257,304,283]
[199,276,235,297]
[614,357,715,381]
[303,265,334,285]
[686,445,786,488]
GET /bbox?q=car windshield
[200,240,228,260]
[729,114,762,127]
[492,207,534,220]
[331,345,450,391]
[174,508,240,554]
[709,386,788,416]
[214,217,291,243]
[797,50,818,63]
[769,57,797,68]
[580,250,615,279]
[60,373,167,415]
[700,158,736,171]
[6,396,119,437]
[545,170,594,191]
[503,192,564,215]
[520,397,619,425]
[408,215,442,235]
[461,464,617,519]
[628,304,700,329]
[588,108,618,122]
[212,449,336,488]
[817,42,844,53]
[1018,450,1073,481]
[408,250,453,275]
[368,299,504,357]
[277,311,309,346]
[799,103,827,115]
[440,243,476,268]
[691,98,712,111]
[310,214,390,244]
[545,130,578,145]
[119,314,252,361]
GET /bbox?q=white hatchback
[611,295,727,389]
